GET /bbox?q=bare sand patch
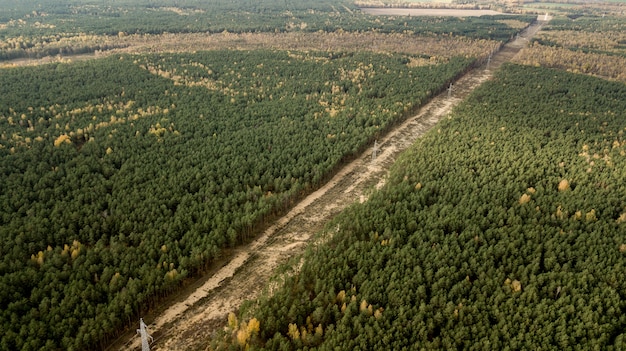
[113,21,544,351]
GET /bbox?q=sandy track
[115,21,544,351]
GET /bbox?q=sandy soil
[111,21,544,351]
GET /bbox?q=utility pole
[447,83,453,98]
[137,318,153,351]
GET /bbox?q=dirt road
[115,21,544,351]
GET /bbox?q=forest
[0,1,540,349]
[217,64,626,350]
[0,0,533,61]
[3,0,608,350]
[0,47,479,350]
[515,15,626,81]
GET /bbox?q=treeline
[546,16,626,33]
[515,15,626,82]
[534,15,626,58]
[515,42,626,82]
[0,42,126,61]
[217,64,626,350]
[0,50,473,350]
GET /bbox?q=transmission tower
[137,318,153,351]
[372,140,378,161]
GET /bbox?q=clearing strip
[114,20,544,351]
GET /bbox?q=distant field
[371,0,454,2]
[521,0,625,16]
[360,8,508,16]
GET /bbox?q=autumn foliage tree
[229,64,626,350]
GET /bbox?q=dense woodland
[0,47,478,350]
[0,0,533,61]
[0,1,539,349]
[3,0,602,350]
[219,64,626,350]
[515,15,626,81]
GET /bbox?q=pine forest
[0,0,625,350]
[0,49,476,350]
[223,64,626,350]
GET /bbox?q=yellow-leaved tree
[53,134,71,147]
